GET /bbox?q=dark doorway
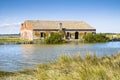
[66,32,70,39]
[75,32,78,39]
[41,32,44,37]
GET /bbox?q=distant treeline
[0,34,20,38]
[99,33,120,34]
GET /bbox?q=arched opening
[41,32,46,39]
[75,32,78,39]
[66,32,70,39]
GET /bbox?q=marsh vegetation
[0,53,120,80]
[0,38,33,44]
[83,33,110,43]
[45,32,66,44]
[0,33,120,44]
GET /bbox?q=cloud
[0,22,21,27]
[0,22,21,34]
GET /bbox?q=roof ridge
[25,20,85,22]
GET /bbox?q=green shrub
[83,33,110,43]
[45,32,65,44]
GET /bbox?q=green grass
[0,53,120,80]
[0,37,64,44]
[0,38,34,44]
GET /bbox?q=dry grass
[1,53,120,80]
[106,34,120,39]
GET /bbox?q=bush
[45,32,65,44]
[83,33,110,43]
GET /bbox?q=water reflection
[0,42,120,72]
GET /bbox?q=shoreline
[0,40,119,45]
[0,37,119,45]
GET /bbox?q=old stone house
[20,20,96,40]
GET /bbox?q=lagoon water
[0,42,120,72]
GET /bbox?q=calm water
[0,42,120,72]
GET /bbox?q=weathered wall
[20,30,33,40]
[33,31,57,40]
[66,31,95,39]
[33,31,41,39]
[20,22,33,40]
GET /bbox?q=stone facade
[20,20,96,40]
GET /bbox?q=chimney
[59,23,62,30]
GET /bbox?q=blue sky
[0,0,120,34]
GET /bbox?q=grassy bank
[0,37,65,44]
[0,38,35,44]
[0,53,120,80]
